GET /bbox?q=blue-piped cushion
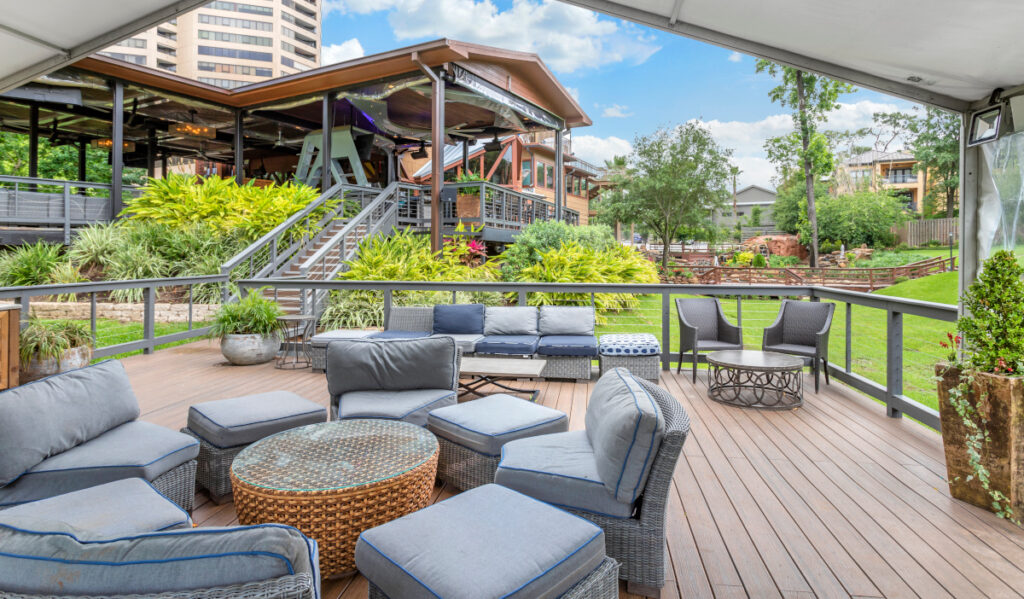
[337,389,457,426]
[474,335,540,355]
[537,335,599,357]
[584,368,664,504]
[598,333,661,356]
[427,394,568,456]
[355,484,606,599]
[484,307,539,336]
[538,306,595,336]
[368,330,432,340]
[0,521,319,596]
[433,304,485,335]
[187,391,325,448]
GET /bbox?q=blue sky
[320,0,919,189]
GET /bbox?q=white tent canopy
[0,0,208,93]
[563,0,1024,111]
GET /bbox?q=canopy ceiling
[563,0,1024,111]
[0,0,208,94]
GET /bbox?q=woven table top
[231,419,438,493]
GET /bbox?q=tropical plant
[210,290,282,338]
[105,246,168,302]
[456,171,486,183]
[768,255,800,267]
[319,289,386,330]
[0,241,64,287]
[48,261,86,301]
[67,223,121,269]
[19,319,91,364]
[751,253,767,268]
[730,251,755,266]
[498,220,615,277]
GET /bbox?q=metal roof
[843,150,916,166]
[562,0,1024,111]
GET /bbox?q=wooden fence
[891,218,958,246]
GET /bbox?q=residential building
[836,150,926,212]
[99,0,321,89]
[713,184,778,228]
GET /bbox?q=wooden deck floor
[124,341,1024,599]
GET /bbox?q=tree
[597,123,734,269]
[749,205,763,227]
[907,107,961,218]
[771,173,830,234]
[0,132,146,184]
[799,189,908,248]
[756,60,855,265]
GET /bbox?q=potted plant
[211,291,282,365]
[20,319,93,383]
[935,249,1024,520]
[455,172,485,219]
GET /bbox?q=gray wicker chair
[676,297,742,382]
[762,299,835,393]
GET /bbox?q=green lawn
[33,318,210,361]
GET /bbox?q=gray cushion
[311,329,375,347]
[427,394,567,456]
[538,306,595,336]
[326,337,458,397]
[494,431,633,519]
[695,339,744,351]
[584,368,664,504]
[0,421,199,507]
[764,343,816,359]
[355,483,605,599]
[0,478,191,537]
[433,304,485,335]
[0,521,319,596]
[430,333,483,353]
[187,391,325,448]
[537,335,599,357]
[484,306,539,336]
[338,389,457,426]
[679,298,719,341]
[474,335,540,355]
[0,360,140,487]
[368,330,432,340]
[781,301,832,346]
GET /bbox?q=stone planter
[935,363,1024,515]
[21,345,93,383]
[456,192,481,218]
[220,333,280,366]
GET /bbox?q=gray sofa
[0,479,320,598]
[475,305,598,381]
[326,336,460,426]
[0,360,199,512]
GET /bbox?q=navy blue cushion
[368,330,432,340]
[433,304,485,335]
[474,335,539,355]
[537,335,599,357]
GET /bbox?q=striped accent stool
[599,333,661,381]
[427,394,567,490]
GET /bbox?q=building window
[198,14,273,31]
[887,167,918,184]
[198,45,272,61]
[546,165,554,188]
[157,61,176,72]
[98,52,145,65]
[281,0,316,19]
[281,10,317,32]
[207,1,273,16]
[157,45,176,56]
[281,26,317,48]
[522,159,532,186]
[198,61,272,77]
[198,30,272,46]
[198,77,248,89]
[281,41,316,60]
[115,38,146,49]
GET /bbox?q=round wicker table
[231,419,438,576]
[707,350,804,410]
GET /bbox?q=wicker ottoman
[427,394,567,490]
[181,391,325,504]
[599,333,661,382]
[311,329,376,372]
[356,483,619,599]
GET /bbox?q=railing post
[142,285,156,355]
[885,309,904,418]
[517,290,527,306]
[383,289,393,327]
[845,302,852,373]
[62,181,71,245]
[90,292,97,343]
[736,296,742,327]
[661,291,671,371]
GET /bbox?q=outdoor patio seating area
[84,340,1024,599]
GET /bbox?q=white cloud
[728,51,742,63]
[325,0,659,73]
[571,134,631,166]
[566,87,580,102]
[322,38,365,65]
[601,104,632,118]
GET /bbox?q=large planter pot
[936,363,1024,515]
[220,333,280,366]
[456,192,481,218]
[21,345,93,383]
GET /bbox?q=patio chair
[495,368,691,597]
[675,297,742,382]
[762,299,835,393]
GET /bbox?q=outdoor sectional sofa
[0,360,199,512]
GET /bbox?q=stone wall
[20,301,220,324]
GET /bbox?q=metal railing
[440,181,579,230]
[0,175,143,243]
[238,277,956,430]
[1,275,228,358]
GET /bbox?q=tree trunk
[946,184,956,218]
[796,70,819,267]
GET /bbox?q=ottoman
[311,329,376,372]
[356,483,618,599]
[599,333,661,381]
[427,394,568,490]
[182,391,326,503]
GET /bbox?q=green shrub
[106,246,168,302]
[210,290,282,337]
[498,221,615,277]
[751,253,767,268]
[819,240,841,254]
[798,190,907,248]
[730,251,754,266]
[768,255,799,267]
[19,319,91,363]
[68,223,120,269]
[0,241,64,287]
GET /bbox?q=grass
[31,318,211,362]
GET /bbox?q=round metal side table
[706,350,804,409]
[275,314,315,369]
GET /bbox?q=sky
[320,0,920,190]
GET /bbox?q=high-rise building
[99,0,321,89]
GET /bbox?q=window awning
[0,1,208,93]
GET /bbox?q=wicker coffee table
[707,350,804,409]
[231,419,438,576]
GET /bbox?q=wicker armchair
[762,299,835,392]
[3,574,316,599]
[676,298,742,382]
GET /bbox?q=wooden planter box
[456,192,481,218]
[936,364,1024,515]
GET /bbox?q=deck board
[120,342,1024,598]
